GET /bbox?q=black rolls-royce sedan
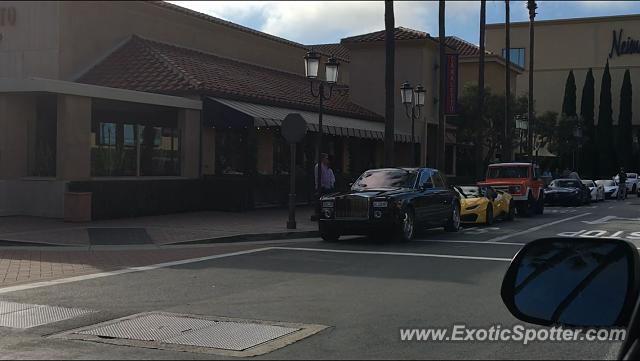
[544,178,592,206]
[319,168,461,242]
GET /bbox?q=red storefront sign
[445,54,458,115]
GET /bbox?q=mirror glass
[503,238,636,327]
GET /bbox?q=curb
[166,230,320,246]
[0,230,320,248]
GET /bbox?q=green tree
[547,114,583,167]
[580,68,595,178]
[617,69,633,169]
[454,85,528,176]
[561,70,577,117]
[597,61,616,177]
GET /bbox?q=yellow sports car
[454,185,515,225]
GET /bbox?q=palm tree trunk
[476,0,486,179]
[384,0,395,167]
[438,0,446,172]
[504,0,511,162]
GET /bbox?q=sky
[167,1,640,46]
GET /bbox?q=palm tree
[438,0,446,171]
[504,0,511,162]
[476,0,486,179]
[384,0,395,167]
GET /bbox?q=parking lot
[0,200,638,359]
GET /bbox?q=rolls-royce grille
[335,197,370,220]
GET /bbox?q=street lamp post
[304,51,343,220]
[401,81,426,166]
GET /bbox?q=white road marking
[485,213,592,243]
[414,239,525,246]
[271,247,513,262]
[0,247,273,295]
[582,216,618,225]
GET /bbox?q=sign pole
[281,113,307,230]
[287,143,297,229]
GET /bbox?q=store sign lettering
[609,29,640,58]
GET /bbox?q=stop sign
[281,113,307,143]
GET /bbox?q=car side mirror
[501,237,640,327]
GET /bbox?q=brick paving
[0,206,316,246]
[0,243,270,287]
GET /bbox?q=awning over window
[209,97,417,143]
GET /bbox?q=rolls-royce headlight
[322,201,334,208]
[373,201,388,208]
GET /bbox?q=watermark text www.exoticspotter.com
[400,325,626,345]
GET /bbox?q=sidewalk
[0,207,317,247]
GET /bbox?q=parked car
[478,162,545,217]
[544,178,591,206]
[614,172,639,195]
[581,179,605,202]
[319,168,460,242]
[595,179,619,199]
[454,185,515,225]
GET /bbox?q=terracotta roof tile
[444,36,494,57]
[78,36,381,121]
[341,27,431,43]
[307,43,351,61]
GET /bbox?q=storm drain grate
[162,320,298,351]
[78,314,217,341]
[0,301,93,329]
[56,312,328,357]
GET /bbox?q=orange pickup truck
[478,162,545,217]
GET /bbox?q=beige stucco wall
[57,1,342,81]
[56,94,91,180]
[0,1,349,82]
[485,15,640,124]
[0,2,60,78]
[459,58,519,95]
[0,93,34,178]
[346,39,460,166]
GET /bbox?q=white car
[582,180,605,202]
[613,172,639,194]
[596,179,618,199]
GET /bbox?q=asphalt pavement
[1,199,639,359]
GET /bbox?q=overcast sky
[167,1,640,45]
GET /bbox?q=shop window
[91,121,180,177]
[502,48,525,68]
[215,128,247,175]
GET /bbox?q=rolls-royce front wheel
[395,208,415,242]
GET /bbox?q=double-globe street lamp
[400,81,426,166]
[304,50,345,220]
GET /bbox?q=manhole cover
[0,301,93,329]
[54,312,328,357]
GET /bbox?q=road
[1,199,639,359]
